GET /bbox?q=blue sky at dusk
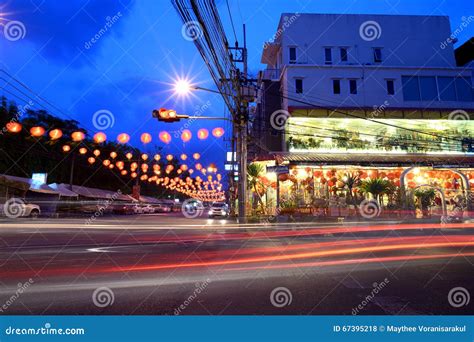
[1,0,473,171]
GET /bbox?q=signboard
[31,173,47,186]
[266,165,289,174]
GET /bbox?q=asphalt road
[0,214,473,315]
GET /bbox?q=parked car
[112,204,135,215]
[142,204,155,214]
[155,204,171,213]
[208,202,229,218]
[0,200,41,218]
[133,204,145,214]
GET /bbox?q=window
[419,77,438,101]
[455,77,473,102]
[438,77,457,101]
[340,48,348,62]
[333,79,341,94]
[386,80,395,95]
[325,48,332,64]
[295,79,303,94]
[349,79,357,94]
[289,47,297,64]
[373,48,382,63]
[402,76,420,101]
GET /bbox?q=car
[133,204,145,214]
[155,204,171,213]
[0,200,41,218]
[112,204,135,215]
[208,202,229,218]
[142,204,155,214]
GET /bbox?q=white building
[256,13,474,155]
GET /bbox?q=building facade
[252,13,474,218]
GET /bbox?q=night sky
[1,0,473,171]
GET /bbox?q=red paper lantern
[6,122,22,133]
[30,126,45,137]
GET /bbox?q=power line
[225,0,238,44]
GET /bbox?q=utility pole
[229,25,249,223]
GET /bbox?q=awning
[255,152,474,167]
[48,183,79,197]
[139,195,160,204]
[57,183,131,201]
[0,174,59,194]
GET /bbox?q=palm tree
[247,163,266,213]
[359,178,395,204]
[338,172,360,204]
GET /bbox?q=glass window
[295,79,303,94]
[325,48,332,64]
[340,48,348,62]
[373,48,382,63]
[402,76,420,101]
[455,77,473,102]
[289,47,296,64]
[333,79,341,94]
[386,80,395,95]
[419,77,438,101]
[349,79,357,94]
[438,77,457,101]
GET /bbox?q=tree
[414,188,436,217]
[338,172,360,204]
[359,178,395,205]
[247,163,266,213]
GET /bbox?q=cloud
[4,0,134,66]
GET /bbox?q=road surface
[0,214,473,315]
